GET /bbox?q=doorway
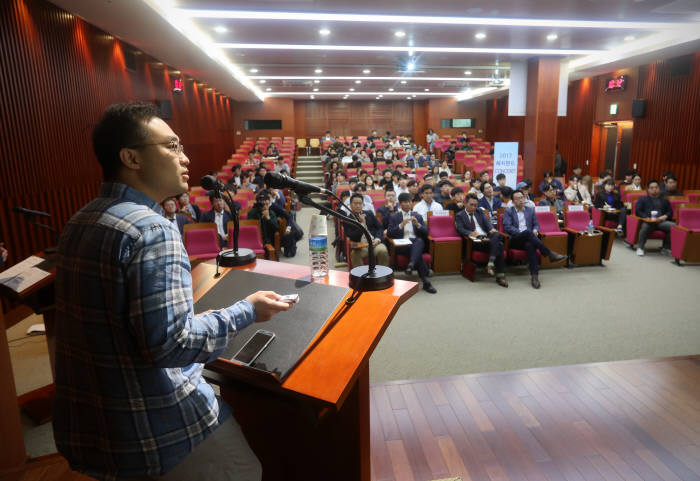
[595,121,634,179]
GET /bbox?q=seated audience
[499,186,514,208]
[493,173,507,196]
[455,194,508,287]
[365,175,376,190]
[379,169,394,190]
[413,184,445,218]
[434,180,454,205]
[468,178,483,199]
[229,164,242,187]
[332,171,348,195]
[478,181,502,216]
[662,176,682,197]
[253,166,267,190]
[162,197,190,236]
[201,193,233,247]
[344,183,375,213]
[445,187,465,213]
[564,174,592,206]
[344,193,390,269]
[626,173,643,191]
[439,159,452,177]
[503,190,567,289]
[618,169,636,190]
[580,175,594,199]
[479,170,490,184]
[246,190,280,248]
[387,193,437,293]
[593,179,626,233]
[659,171,675,193]
[538,170,564,198]
[593,170,613,195]
[407,179,421,203]
[538,184,566,220]
[634,180,675,256]
[376,189,399,230]
[571,164,583,178]
[176,192,201,222]
[273,157,291,175]
[394,174,410,196]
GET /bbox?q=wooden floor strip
[371,356,700,481]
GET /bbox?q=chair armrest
[264,243,277,261]
[671,225,692,233]
[562,227,581,235]
[597,226,616,234]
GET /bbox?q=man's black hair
[407,179,417,187]
[542,183,554,192]
[353,183,367,192]
[470,178,481,186]
[438,180,453,188]
[572,164,582,170]
[398,193,412,203]
[665,176,677,182]
[480,181,492,192]
[624,169,637,177]
[662,171,674,179]
[451,187,465,196]
[438,171,449,178]
[543,170,553,178]
[350,193,364,203]
[500,186,514,199]
[647,179,660,187]
[420,184,434,194]
[92,102,162,180]
[496,173,506,181]
[465,193,479,203]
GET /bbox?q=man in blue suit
[456,194,508,287]
[201,194,233,247]
[503,190,567,288]
[387,193,437,293]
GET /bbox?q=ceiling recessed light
[259,79,266,83]
[546,33,558,41]
[464,70,472,75]
[314,68,323,73]
[406,61,416,70]
[310,95,315,99]
[266,87,271,91]
[349,88,355,91]
[624,35,635,41]
[363,69,371,74]
[314,79,320,83]
[475,32,486,40]
[424,88,429,91]
[319,28,330,36]
[378,94,383,97]
[394,31,406,38]
[355,80,361,84]
[412,94,416,97]
[249,68,258,73]
[406,96,412,99]
[313,88,319,91]
[400,80,407,84]
[388,88,394,91]
[214,26,228,33]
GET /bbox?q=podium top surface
[192,259,418,408]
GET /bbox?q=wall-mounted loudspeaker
[155,99,172,120]
[632,98,646,118]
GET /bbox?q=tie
[470,213,476,231]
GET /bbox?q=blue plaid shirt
[53,183,256,480]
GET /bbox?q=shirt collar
[99,182,163,215]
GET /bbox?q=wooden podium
[192,260,417,481]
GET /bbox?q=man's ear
[119,147,141,171]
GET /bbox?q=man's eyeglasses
[128,140,185,156]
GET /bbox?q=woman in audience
[564,174,593,205]
[463,169,472,183]
[430,165,441,181]
[593,178,626,234]
[176,192,201,222]
[325,160,340,187]
[626,173,643,191]
[439,159,452,177]
[365,175,376,190]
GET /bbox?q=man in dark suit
[376,189,399,230]
[344,193,389,269]
[456,194,508,287]
[387,193,437,293]
[201,193,233,247]
[162,197,190,236]
[634,180,675,256]
[478,181,502,216]
[176,192,201,222]
[503,190,567,288]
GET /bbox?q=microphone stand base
[217,248,257,267]
[349,265,394,291]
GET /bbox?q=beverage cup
[650,210,658,220]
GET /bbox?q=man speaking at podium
[53,103,290,480]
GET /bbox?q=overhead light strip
[250,76,496,81]
[216,43,601,55]
[180,9,685,30]
[141,0,265,100]
[266,91,462,96]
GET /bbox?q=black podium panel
[194,269,349,380]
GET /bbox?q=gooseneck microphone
[13,206,51,218]
[264,172,330,196]
[199,175,256,271]
[266,173,393,291]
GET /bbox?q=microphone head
[264,172,287,189]
[200,175,219,191]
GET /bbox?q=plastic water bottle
[309,214,329,278]
[587,219,594,235]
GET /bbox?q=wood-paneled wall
[484,97,525,152]
[0,0,234,267]
[631,53,700,190]
[303,100,414,138]
[232,98,295,151]
[556,77,598,176]
[425,98,484,140]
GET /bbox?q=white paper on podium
[0,256,51,293]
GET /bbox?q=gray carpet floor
[8,203,700,457]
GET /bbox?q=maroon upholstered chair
[535,209,568,268]
[183,223,220,260]
[564,208,614,265]
[228,220,277,260]
[671,208,700,265]
[497,213,531,263]
[625,199,667,249]
[427,212,461,273]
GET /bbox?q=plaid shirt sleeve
[125,222,256,367]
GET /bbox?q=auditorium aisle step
[295,155,323,184]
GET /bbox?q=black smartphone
[232,330,276,366]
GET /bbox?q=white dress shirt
[214,210,226,238]
[516,209,527,232]
[401,210,415,239]
[469,212,487,236]
[413,200,444,219]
